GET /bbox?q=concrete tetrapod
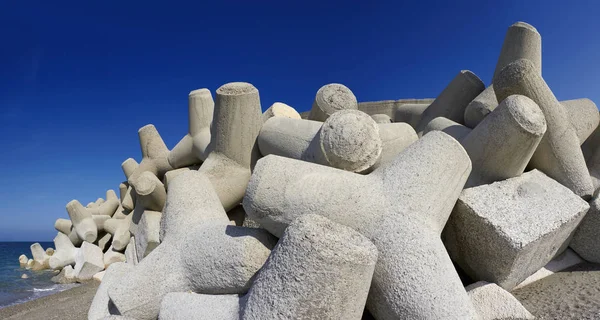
[466,281,534,320]
[444,170,589,290]
[121,158,138,211]
[243,131,479,320]
[127,124,173,188]
[89,262,134,320]
[30,243,50,271]
[494,59,594,198]
[416,70,485,134]
[88,190,120,217]
[307,83,358,122]
[197,82,263,211]
[104,216,132,252]
[74,241,105,282]
[258,110,383,173]
[464,21,542,127]
[461,94,546,188]
[108,171,276,320]
[66,200,98,243]
[262,102,301,122]
[242,214,378,320]
[168,89,214,169]
[19,254,28,268]
[130,171,166,261]
[49,232,78,270]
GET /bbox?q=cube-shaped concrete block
[570,194,600,263]
[74,242,105,281]
[444,169,589,290]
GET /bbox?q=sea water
[0,242,79,308]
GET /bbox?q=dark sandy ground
[2,264,600,320]
[0,282,98,320]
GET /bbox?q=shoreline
[0,281,98,320]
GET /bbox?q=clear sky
[1,1,599,241]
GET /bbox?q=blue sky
[1,1,599,241]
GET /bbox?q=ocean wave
[32,287,56,292]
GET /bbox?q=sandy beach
[0,282,98,320]
[1,263,600,320]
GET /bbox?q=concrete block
[244,131,479,319]
[197,82,263,211]
[444,170,589,290]
[466,281,534,320]
[108,171,276,320]
[262,102,301,122]
[74,242,105,282]
[570,193,600,263]
[95,232,112,252]
[159,293,240,320]
[168,88,214,169]
[461,94,546,187]
[88,262,133,320]
[49,232,77,269]
[416,70,485,134]
[242,214,377,320]
[45,248,54,256]
[513,248,584,290]
[308,83,358,121]
[494,59,593,198]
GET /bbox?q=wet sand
[513,262,600,320]
[0,282,98,320]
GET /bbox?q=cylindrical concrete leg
[423,117,472,142]
[308,83,358,122]
[66,200,98,243]
[135,171,166,212]
[242,214,377,320]
[54,218,72,235]
[492,21,542,81]
[462,95,546,187]
[416,70,485,134]
[463,85,498,128]
[494,59,594,198]
[262,102,301,123]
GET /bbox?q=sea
[0,242,79,309]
